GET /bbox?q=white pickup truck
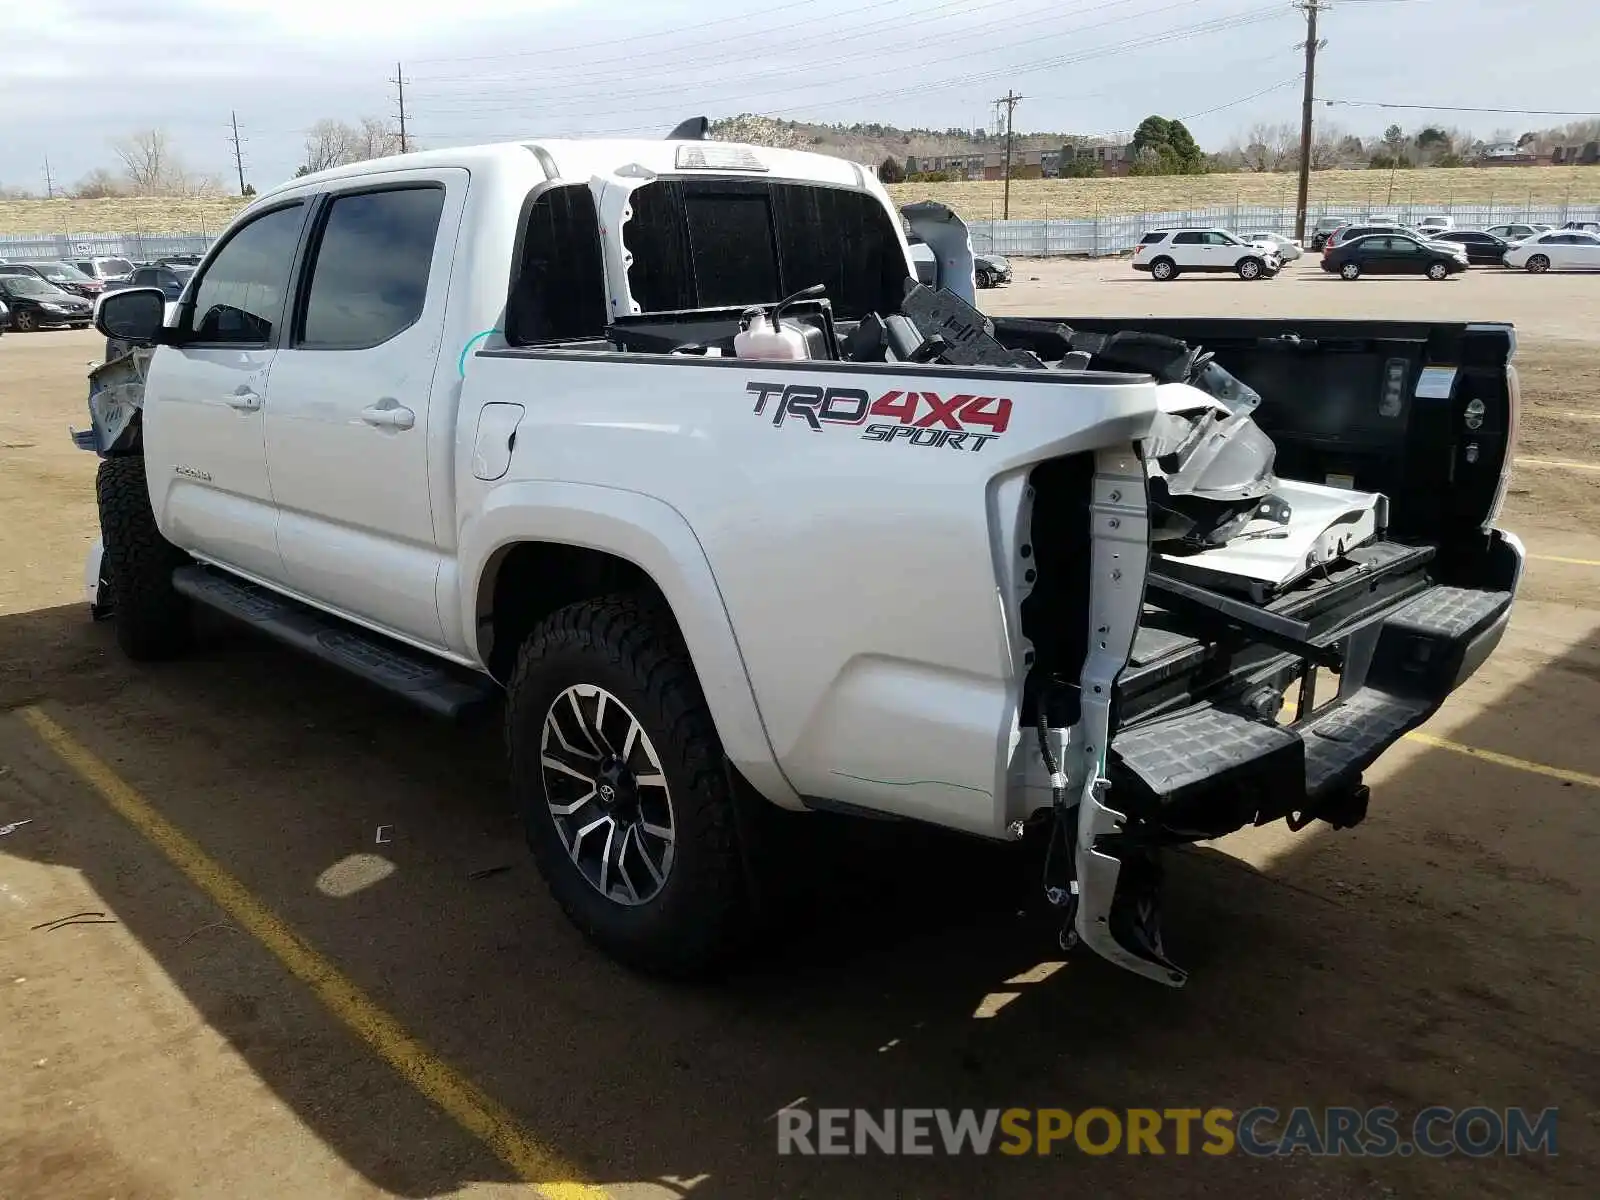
[82,132,1524,986]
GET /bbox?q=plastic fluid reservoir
[734,306,810,361]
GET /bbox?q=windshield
[3,277,69,297]
[31,262,92,282]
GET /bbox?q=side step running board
[172,566,497,720]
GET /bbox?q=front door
[142,200,310,583]
[263,171,465,646]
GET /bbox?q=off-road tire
[506,595,753,977]
[95,455,192,660]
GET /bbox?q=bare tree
[74,168,124,199]
[113,128,186,193]
[299,117,405,176]
[1309,122,1351,170]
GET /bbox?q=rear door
[263,171,465,646]
[1560,233,1600,270]
[1170,231,1206,269]
[142,200,310,583]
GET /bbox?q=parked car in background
[1134,228,1281,280]
[103,263,195,300]
[1414,215,1454,234]
[0,297,7,336]
[1309,216,1346,251]
[72,256,136,283]
[1483,223,1550,243]
[19,260,105,299]
[1560,220,1600,233]
[1503,230,1600,272]
[1242,232,1302,263]
[0,273,95,329]
[1325,223,1408,252]
[974,252,1011,288]
[1428,230,1513,266]
[1321,233,1468,280]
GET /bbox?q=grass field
[891,165,1600,221]
[3,165,1598,235]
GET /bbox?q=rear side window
[507,184,609,344]
[299,186,445,350]
[189,203,305,344]
[1172,232,1204,244]
[1139,231,1168,245]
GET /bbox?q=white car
[1485,223,1551,243]
[1503,229,1600,272]
[1414,215,1454,234]
[1242,232,1302,263]
[1133,228,1282,280]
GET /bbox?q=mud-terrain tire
[506,595,754,976]
[96,455,192,660]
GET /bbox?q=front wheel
[1237,257,1263,281]
[1526,255,1550,274]
[95,456,193,660]
[506,595,754,977]
[1339,261,1362,280]
[1426,262,1450,281]
[13,309,36,332]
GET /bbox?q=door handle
[226,390,262,411]
[360,403,415,431]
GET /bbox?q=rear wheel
[1339,261,1362,280]
[1426,262,1450,281]
[96,455,193,660]
[1149,257,1177,281]
[506,595,754,976]
[1526,254,1550,274]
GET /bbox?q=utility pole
[1293,0,1324,243]
[995,89,1022,220]
[42,155,55,199]
[227,111,248,195]
[392,62,410,153]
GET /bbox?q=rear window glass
[623,180,908,319]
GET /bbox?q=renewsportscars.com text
[775,1106,1558,1158]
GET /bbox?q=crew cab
[82,133,1523,987]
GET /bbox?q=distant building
[904,139,1132,180]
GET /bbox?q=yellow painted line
[1532,554,1600,567]
[1407,731,1600,790]
[18,705,607,1200]
[1515,456,1600,473]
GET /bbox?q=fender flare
[459,480,802,809]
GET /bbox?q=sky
[2,0,1595,195]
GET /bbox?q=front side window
[189,203,305,344]
[299,187,445,349]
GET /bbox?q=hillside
[4,165,1598,238]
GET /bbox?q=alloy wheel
[540,683,675,906]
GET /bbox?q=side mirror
[94,287,167,345]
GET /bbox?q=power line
[1318,98,1600,117]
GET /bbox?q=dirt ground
[0,261,1596,1199]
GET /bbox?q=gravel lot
[0,260,1596,1199]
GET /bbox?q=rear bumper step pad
[1110,583,1513,821]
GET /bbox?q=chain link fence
[4,200,1598,265]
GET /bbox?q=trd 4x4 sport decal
[746,382,1011,453]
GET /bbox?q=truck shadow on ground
[1,601,1594,1199]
